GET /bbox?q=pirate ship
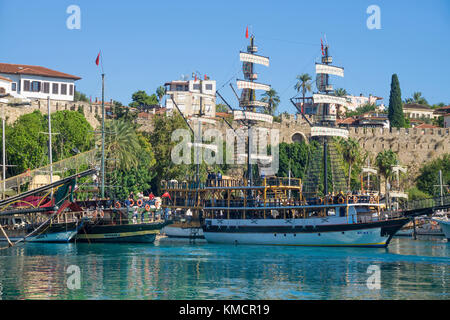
[161,34,411,247]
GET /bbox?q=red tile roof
[435,106,450,114]
[403,103,432,111]
[0,63,81,80]
[0,75,12,82]
[337,117,357,125]
[415,123,440,129]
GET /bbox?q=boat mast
[101,73,105,199]
[47,96,54,197]
[234,33,272,187]
[321,45,332,195]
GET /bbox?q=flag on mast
[245,26,249,39]
[321,39,324,56]
[95,51,101,66]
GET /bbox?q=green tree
[113,101,137,122]
[388,74,405,128]
[215,103,229,113]
[277,142,311,180]
[146,113,189,192]
[337,137,361,191]
[156,86,166,105]
[74,90,89,102]
[104,120,141,170]
[261,89,280,116]
[375,149,398,207]
[294,73,312,111]
[129,90,158,110]
[415,154,449,197]
[51,110,94,161]
[346,103,377,117]
[334,88,348,97]
[407,186,431,201]
[5,110,48,175]
[404,92,428,105]
[111,133,157,199]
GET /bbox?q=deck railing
[401,195,450,212]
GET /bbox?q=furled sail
[315,64,344,77]
[236,80,270,92]
[239,52,270,67]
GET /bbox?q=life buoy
[145,204,151,212]
[115,201,121,209]
[338,197,345,204]
[129,199,135,207]
[137,199,143,207]
[353,196,358,203]
[319,197,324,204]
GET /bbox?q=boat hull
[434,219,450,240]
[75,221,168,243]
[0,222,81,243]
[162,225,205,240]
[203,218,409,248]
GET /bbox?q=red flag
[321,39,324,56]
[245,26,249,39]
[162,192,171,199]
[95,52,100,66]
[204,74,207,80]
[194,74,197,82]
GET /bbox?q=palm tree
[156,86,166,106]
[375,149,398,209]
[105,120,141,170]
[339,137,361,191]
[294,74,312,112]
[334,88,347,97]
[405,92,428,105]
[261,89,280,116]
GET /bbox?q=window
[193,84,200,90]
[23,80,30,91]
[52,83,59,94]
[61,84,67,95]
[205,84,213,91]
[43,82,50,94]
[31,81,41,92]
[69,84,74,95]
[11,83,16,91]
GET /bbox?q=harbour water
[0,237,448,300]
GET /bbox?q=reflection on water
[0,238,448,300]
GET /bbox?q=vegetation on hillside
[2,110,93,176]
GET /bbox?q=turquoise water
[0,237,448,300]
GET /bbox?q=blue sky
[0,0,449,113]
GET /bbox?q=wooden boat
[0,170,95,245]
[161,35,411,248]
[72,199,170,243]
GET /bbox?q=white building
[345,94,383,112]
[0,63,81,102]
[403,103,440,120]
[0,75,12,95]
[164,79,216,117]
